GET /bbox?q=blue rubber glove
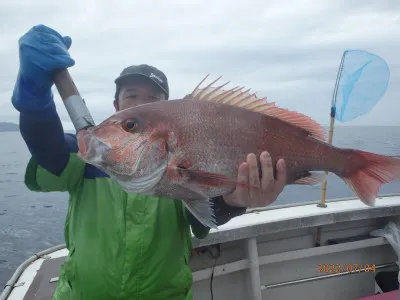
[12,24,75,114]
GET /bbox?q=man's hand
[223,151,287,208]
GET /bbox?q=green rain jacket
[22,131,244,300]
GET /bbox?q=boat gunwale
[247,192,400,213]
[0,245,66,300]
[193,193,400,247]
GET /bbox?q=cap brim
[115,73,168,97]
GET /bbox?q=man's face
[114,77,166,111]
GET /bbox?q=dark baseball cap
[114,64,169,99]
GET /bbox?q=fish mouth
[77,129,112,163]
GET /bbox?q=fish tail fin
[342,150,400,206]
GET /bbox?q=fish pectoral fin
[294,172,326,186]
[167,181,217,229]
[183,197,217,229]
[175,167,257,189]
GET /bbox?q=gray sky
[1,0,399,130]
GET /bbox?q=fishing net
[334,49,390,122]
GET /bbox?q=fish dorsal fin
[189,75,326,141]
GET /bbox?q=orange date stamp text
[318,263,376,273]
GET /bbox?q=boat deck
[21,256,64,300]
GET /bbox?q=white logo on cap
[149,72,163,84]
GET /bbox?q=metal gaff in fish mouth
[52,69,96,133]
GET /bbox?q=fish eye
[122,119,137,132]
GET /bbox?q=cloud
[0,0,399,130]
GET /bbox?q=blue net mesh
[334,49,390,122]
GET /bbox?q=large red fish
[77,75,400,228]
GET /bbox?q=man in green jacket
[11,24,287,300]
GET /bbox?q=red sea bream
[76,75,400,228]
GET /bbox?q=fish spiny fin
[190,75,327,141]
